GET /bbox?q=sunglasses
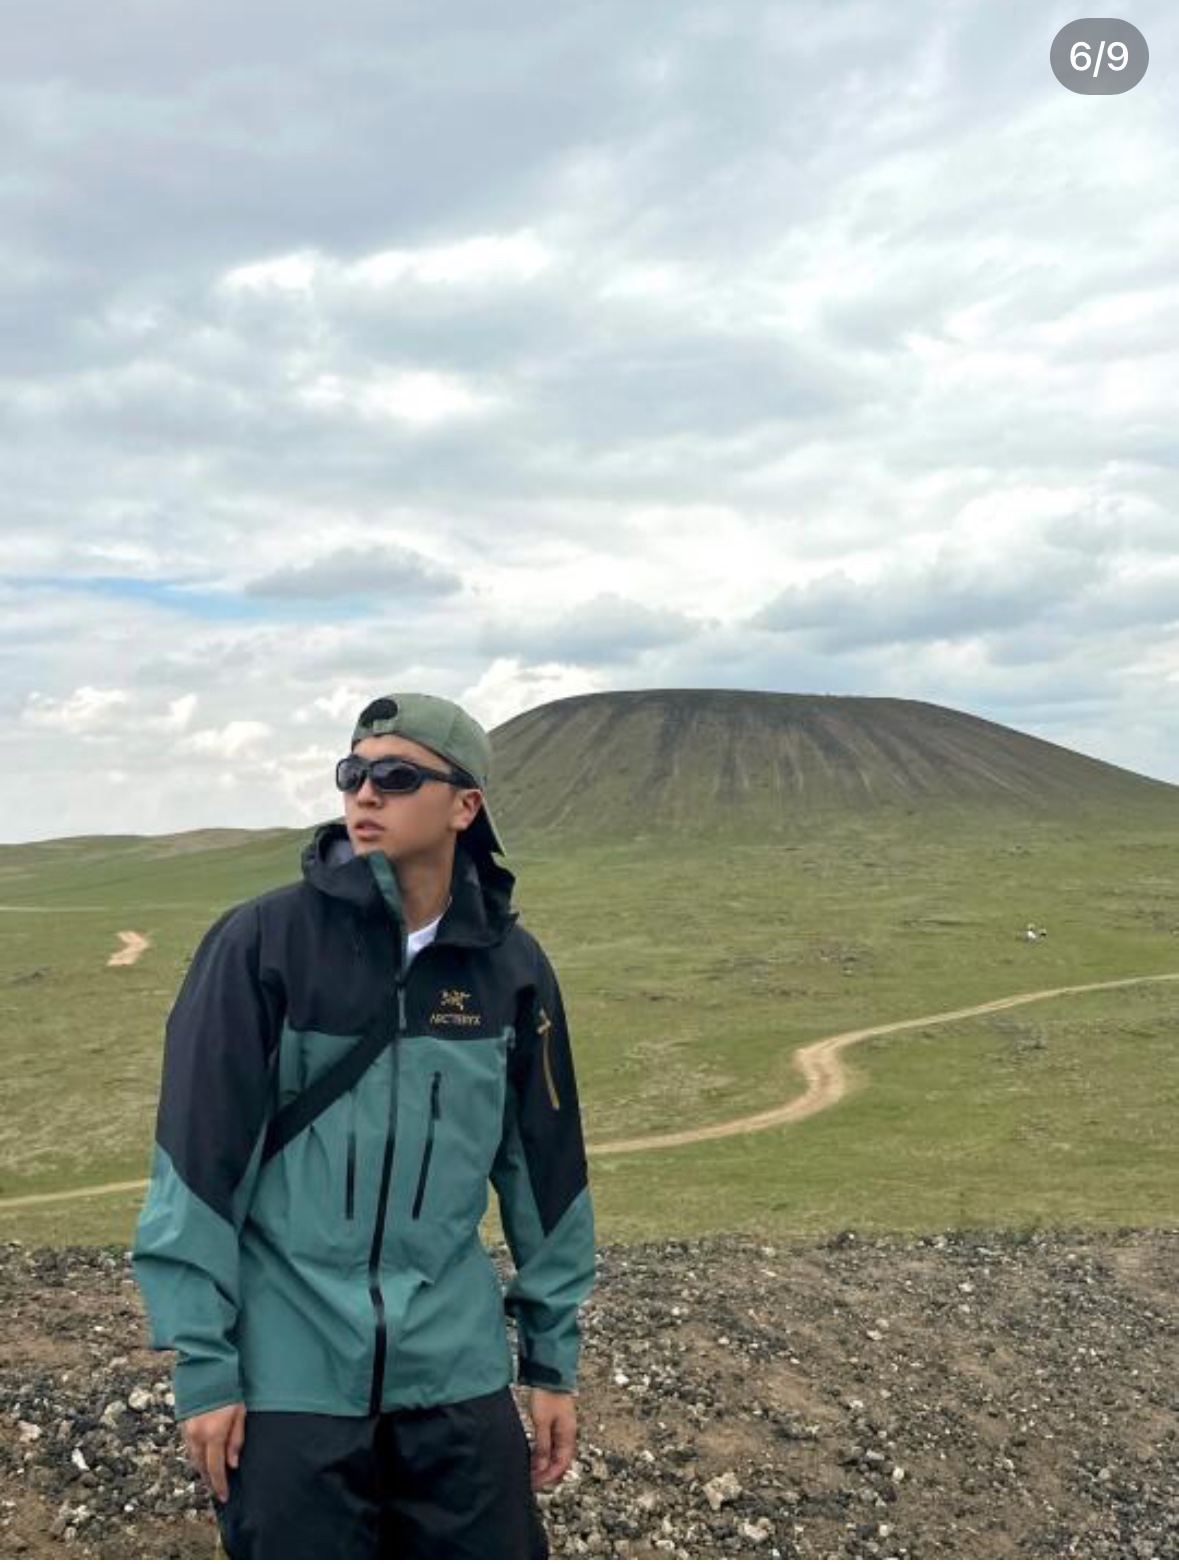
[335,754,477,795]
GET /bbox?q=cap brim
[464,799,507,857]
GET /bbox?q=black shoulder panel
[510,931,590,1236]
[155,900,286,1225]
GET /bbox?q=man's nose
[356,775,383,804]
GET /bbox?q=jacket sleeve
[130,900,283,1422]
[490,938,595,1394]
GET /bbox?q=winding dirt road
[2,969,1177,1210]
[590,969,1179,1154]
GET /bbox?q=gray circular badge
[1051,18,1148,94]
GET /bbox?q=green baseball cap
[350,693,508,857]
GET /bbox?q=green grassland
[2,796,1177,1248]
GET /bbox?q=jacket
[130,819,596,1422]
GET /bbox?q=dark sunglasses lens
[336,758,363,791]
[372,761,421,792]
[335,757,423,792]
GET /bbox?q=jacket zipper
[354,853,510,1417]
[411,1072,442,1219]
[367,952,407,1417]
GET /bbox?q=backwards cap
[350,693,508,857]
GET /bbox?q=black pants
[211,1386,550,1559]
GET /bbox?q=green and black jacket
[131,820,595,1421]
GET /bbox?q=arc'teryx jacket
[130,819,596,1422]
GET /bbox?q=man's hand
[523,1387,577,1489]
[181,1402,246,1504]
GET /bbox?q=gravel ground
[1,1226,1176,1559]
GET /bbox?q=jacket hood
[301,817,519,948]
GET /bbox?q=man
[131,693,596,1559]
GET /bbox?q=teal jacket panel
[129,821,596,1421]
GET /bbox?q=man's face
[342,734,483,861]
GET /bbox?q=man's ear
[456,787,483,828]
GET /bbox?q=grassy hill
[486,688,1179,845]
[2,687,1177,1248]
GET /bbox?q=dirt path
[0,1178,151,1210]
[589,968,1179,1155]
[3,969,1178,1210]
[107,930,150,967]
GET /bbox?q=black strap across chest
[261,1019,391,1166]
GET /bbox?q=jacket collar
[301,818,519,950]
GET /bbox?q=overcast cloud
[2,0,1176,842]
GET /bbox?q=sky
[2,0,1176,843]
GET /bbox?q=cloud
[479,591,708,665]
[151,693,199,732]
[19,685,198,738]
[21,686,132,733]
[174,720,273,759]
[291,368,507,429]
[2,0,1177,842]
[220,230,555,295]
[246,545,464,601]
[746,539,1099,653]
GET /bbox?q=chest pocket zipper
[344,1086,357,1220]
[411,1072,442,1219]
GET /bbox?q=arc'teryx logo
[430,987,483,1027]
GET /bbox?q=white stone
[703,1471,742,1511]
[740,1519,772,1544]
